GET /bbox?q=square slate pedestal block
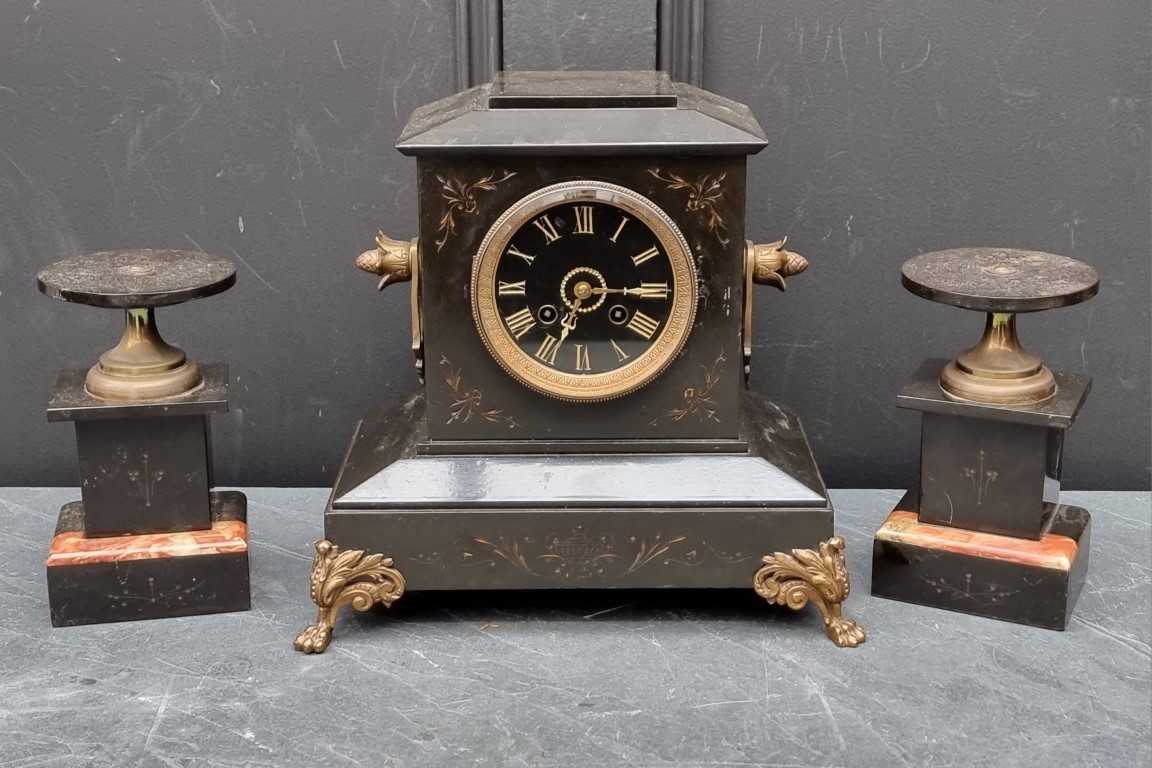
[47,366,235,536]
[872,359,1094,629]
[45,364,249,626]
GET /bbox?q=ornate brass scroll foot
[753,535,866,648]
[294,540,407,654]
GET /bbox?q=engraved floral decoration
[294,540,407,654]
[649,352,726,426]
[441,355,518,428]
[435,171,517,251]
[475,528,621,579]
[753,536,866,648]
[649,169,728,244]
[962,450,999,505]
[410,529,754,579]
[120,450,165,508]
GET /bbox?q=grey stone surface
[1,488,1148,767]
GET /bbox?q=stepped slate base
[46,490,250,626]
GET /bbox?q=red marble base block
[46,491,251,627]
[871,490,1090,630]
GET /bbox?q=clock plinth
[298,389,864,650]
[302,72,863,650]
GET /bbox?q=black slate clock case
[324,72,836,596]
[419,155,747,447]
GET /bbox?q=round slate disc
[37,250,236,308]
[901,248,1099,313]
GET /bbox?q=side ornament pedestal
[37,250,251,626]
[872,248,1099,629]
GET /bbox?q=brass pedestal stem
[940,312,1055,404]
[85,308,202,401]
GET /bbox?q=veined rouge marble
[47,520,248,567]
[876,510,1077,570]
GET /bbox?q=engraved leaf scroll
[440,355,518,428]
[649,169,729,244]
[435,171,516,251]
[411,529,754,580]
[650,352,726,425]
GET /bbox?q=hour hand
[557,298,582,345]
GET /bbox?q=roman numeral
[498,280,526,296]
[627,311,660,340]
[640,282,669,299]
[533,215,561,243]
[632,245,659,266]
[610,339,630,362]
[574,344,591,371]
[573,206,594,235]
[507,245,535,265]
[534,334,560,365]
[504,307,536,339]
[610,217,628,243]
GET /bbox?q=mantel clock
[296,72,863,653]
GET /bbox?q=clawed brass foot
[753,535,866,648]
[294,540,407,654]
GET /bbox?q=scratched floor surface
[0,489,1148,767]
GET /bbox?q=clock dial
[472,181,697,401]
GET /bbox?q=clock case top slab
[398,72,770,447]
[397,71,768,157]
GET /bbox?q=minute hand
[591,284,669,299]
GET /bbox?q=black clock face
[493,200,676,375]
[473,181,697,401]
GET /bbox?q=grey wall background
[1,0,1148,491]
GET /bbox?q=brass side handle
[355,231,418,291]
[742,236,810,386]
[746,236,808,291]
[354,231,425,381]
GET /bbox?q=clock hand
[591,285,669,298]
[557,298,582,347]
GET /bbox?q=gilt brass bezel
[472,180,697,402]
